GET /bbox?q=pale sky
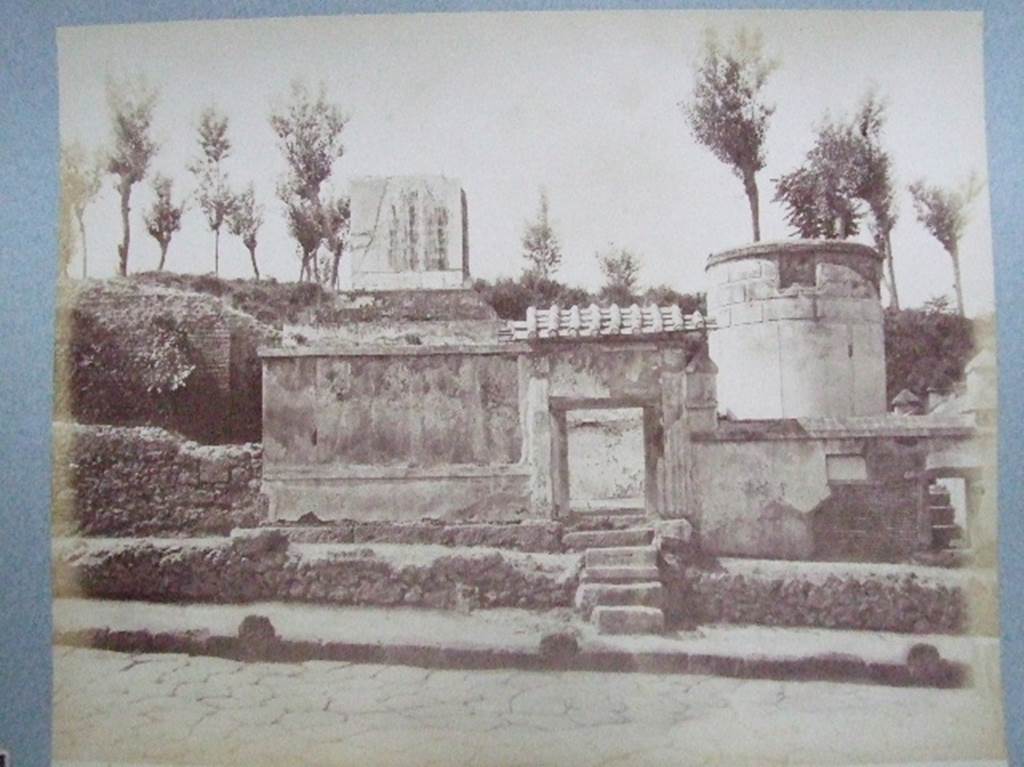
[58,9,994,314]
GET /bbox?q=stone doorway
[549,397,663,520]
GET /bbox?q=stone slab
[574,582,664,617]
[582,565,661,583]
[585,546,658,568]
[563,528,653,551]
[593,605,665,635]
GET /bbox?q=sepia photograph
[48,8,1007,766]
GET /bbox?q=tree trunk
[884,231,899,310]
[214,227,220,275]
[117,180,131,276]
[158,241,169,271]
[742,169,761,242]
[248,245,260,281]
[76,213,89,280]
[950,243,965,316]
[330,250,342,290]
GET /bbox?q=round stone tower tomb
[705,240,887,419]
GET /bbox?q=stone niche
[349,175,469,291]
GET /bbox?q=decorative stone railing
[498,304,714,342]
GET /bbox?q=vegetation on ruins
[683,27,778,243]
[774,92,901,307]
[58,141,104,279]
[104,74,160,276]
[143,174,186,270]
[228,184,265,281]
[521,190,563,279]
[883,297,977,402]
[909,174,982,317]
[597,247,643,306]
[190,107,238,276]
[270,80,348,284]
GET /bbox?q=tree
[321,194,350,290]
[522,190,562,278]
[270,81,348,282]
[774,92,901,307]
[59,142,104,278]
[227,184,264,280]
[190,107,238,275]
[773,116,865,239]
[854,92,900,309]
[597,247,642,305]
[105,75,160,276]
[684,27,778,242]
[909,174,982,316]
[143,174,185,270]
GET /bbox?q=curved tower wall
[705,240,887,419]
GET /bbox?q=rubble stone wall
[52,423,264,537]
[53,536,580,610]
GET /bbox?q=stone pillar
[659,348,688,518]
[522,354,554,517]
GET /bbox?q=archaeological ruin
[253,175,998,634]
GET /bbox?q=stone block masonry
[52,423,264,537]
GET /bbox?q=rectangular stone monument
[349,175,469,291]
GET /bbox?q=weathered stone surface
[582,566,661,583]
[51,422,264,538]
[653,519,693,550]
[563,528,652,551]
[574,582,664,618]
[53,538,581,611]
[584,546,658,568]
[593,605,665,635]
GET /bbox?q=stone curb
[53,627,967,690]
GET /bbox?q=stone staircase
[566,524,666,635]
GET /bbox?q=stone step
[581,565,661,583]
[584,546,658,568]
[592,605,665,635]
[570,514,649,531]
[563,528,653,551]
[574,582,664,618]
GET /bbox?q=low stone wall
[268,520,563,552]
[53,535,581,610]
[52,423,264,537]
[665,557,998,636]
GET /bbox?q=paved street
[53,647,1006,766]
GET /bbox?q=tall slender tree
[59,141,104,278]
[190,107,238,275]
[143,174,185,270]
[228,184,264,280]
[909,174,982,317]
[105,75,159,276]
[521,190,562,278]
[270,81,348,282]
[684,27,778,242]
[852,92,900,309]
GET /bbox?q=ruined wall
[55,279,276,443]
[53,535,580,610]
[52,423,264,537]
[665,557,997,636]
[262,347,530,522]
[706,240,887,419]
[690,425,954,562]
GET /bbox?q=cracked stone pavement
[53,647,1006,767]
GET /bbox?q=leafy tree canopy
[522,191,562,279]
